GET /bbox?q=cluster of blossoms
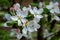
[4,1,60,40]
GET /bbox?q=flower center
[34,13,37,16]
[18,16,21,20]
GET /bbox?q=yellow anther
[25,20,28,27]
[18,16,21,20]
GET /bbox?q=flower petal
[33,18,40,23]
[35,15,43,19]
[50,9,54,14]
[39,8,43,14]
[27,27,35,32]
[29,8,34,14]
[34,23,40,29]
[22,27,27,35]
[10,16,18,21]
[5,14,11,20]
[18,20,22,26]
[39,2,43,8]
[16,33,23,40]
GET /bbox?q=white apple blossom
[29,7,43,19]
[10,15,27,26]
[10,29,23,40]
[22,20,40,35]
[46,2,60,14]
[46,1,54,10]
[10,6,28,26]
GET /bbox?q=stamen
[25,20,28,27]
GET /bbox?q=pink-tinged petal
[13,3,20,11]
[10,7,14,11]
[16,28,20,33]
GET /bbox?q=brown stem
[37,18,45,40]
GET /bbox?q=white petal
[39,8,43,14]
[23,7,27,11]
[54,2,58,6]
[16,33,23,40]
[33,18,40,23]
[15,3,20,8]
[18,20,22,26]
[50,9,54,14]
[10,32,15,36]
[14,3,20,11]
[54,7,60,13]
[16,10,22,16]
[21,19,27,23]
[22,34,28,37]
[35,15,43,19]
[10,29,16,36]
[27,27,35,32]
[34,23,40,29]
[22,27,27,35]
[54,16,60,21]
[3,23,8,27]
[21,11,28,18]
[5,14,11,20]
[33,7,38,12]
[46,5,53,10]
[29,9,34,14]
[10,16,18,21]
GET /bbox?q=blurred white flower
[29,7,43,19]
[43,29,53,38]
[46,1,54,9]
[39,2,43,8]
[22,20,40,35]
[10,15,27,26]
[46,2,60,14]
[50,7,60,14]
